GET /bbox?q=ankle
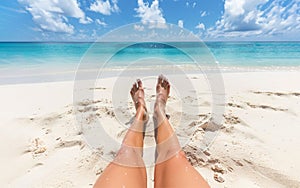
[135,110,144,121]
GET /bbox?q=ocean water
[1,42,300,67]
[0,42,299,83]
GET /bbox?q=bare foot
[154,75,170,123]
[130,79,148,121]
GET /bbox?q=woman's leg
[94,79,147,188]
[153,75,210,188]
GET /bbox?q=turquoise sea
[0,42,299,83]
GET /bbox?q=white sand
[0,71,300,187]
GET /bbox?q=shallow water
[0,42,299,84]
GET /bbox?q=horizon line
[0,40,300,43]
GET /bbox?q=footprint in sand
[25,138,47,155]
[56,140,85,149]
[245,102,288,112]
[183,145,207,167]
[223,113,241,125]
[227,102,244,109]
[252,91,300,97]
[214,173,225,183]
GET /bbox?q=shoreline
[1,64,300,85]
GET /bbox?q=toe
[158,75,163,85]
[131,84,137,103]
[161,77,168,88]
[165,78,170,88]
[137,79,143,89]
[130,88,134,96]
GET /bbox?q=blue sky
[0,0,299,41]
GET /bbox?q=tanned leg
[153,75,210,188]
[94,79,147,188]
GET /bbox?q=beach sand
[0,71,300,187]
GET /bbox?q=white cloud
[192,2,196,8]
[207,0,300,40]
[95,19,107,26]
[19,0,92,34]
[196,23,205,30]
[90,0,119,15]
[178,20,184,28]
[135,0,166,28]
[222,0,267,31]
[80,17,93,24]
[133,24,145,31]
[200,11,207,17]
